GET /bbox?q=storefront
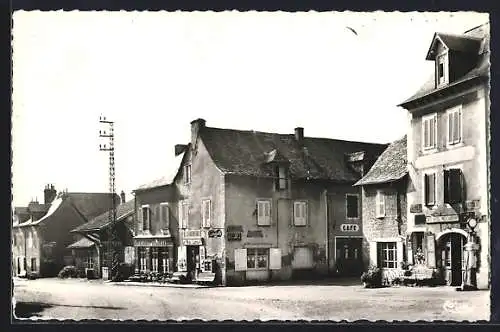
[133,235,174,275]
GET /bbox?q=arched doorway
[436,230,467,286]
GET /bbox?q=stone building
[12,188,119,277]
[69,191,135,279]
[354,136,409,281]
[159,119,386,285]
[398,23,490,289]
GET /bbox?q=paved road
[13,277,489,321]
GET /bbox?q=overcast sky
[12,11,488,206]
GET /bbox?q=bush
[58,265,78,279]
[361,266,382,288]
[391,277,402,286]
[404,270,413,277]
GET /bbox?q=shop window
[293,201,307,226]
[422,113,437,150]
[424,173,436,206]
[152,248,159,273]
[377,242,397,268]
[375,191,385,218]
[202,199,211,228]
[141,205,151,231]
[247,248,268,270]
[160,203,170,230]
[139,248,147,272]
[444,168,463,204]
[447,106,462,145]
[31,258,37,272]
[346,194,359,219]
[257,200,271,226]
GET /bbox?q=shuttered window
[422,113,437,150]
[346,194,359,219]
[444,169,463,204]
[276,166,288,190]
[424,173,436,206]
[257,200,271,226]
[202,199,211,228]
[141,205,151,231]
[160,203,170,230]
[447,106,462,145]
[375,191,385,218]
[293,201,307,226]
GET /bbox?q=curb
[108,282,211,289]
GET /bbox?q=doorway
[186,245,199,281]
[439,233,466,286]
[335,237,363,276]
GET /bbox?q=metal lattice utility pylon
[99,115,119,280]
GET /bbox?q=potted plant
[360,266,382,288]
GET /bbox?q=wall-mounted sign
[247,230,263,238]
[410,204,423,214]
[340,224,359,232]
[227,232,242,241]
[465,200,481,211]
[183,238,202,246]
[208,229,222,238]
[185,229,201,238]
[134,238,170,247]
[427,214,459,224]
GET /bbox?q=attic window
[275,165,288,190]
[436,52,449,87]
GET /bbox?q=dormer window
[275,165,288,190]
[436,52,449,87]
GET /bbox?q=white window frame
[436,51,449,87]
[345,194,360,219]
[184,164,192,185]
[141,205,151,231]
[246,247,269,270]
[447,105,463,146]
[151,248,159,273]
[379,242,398,268]
[159,202,170,230]
[202,199,211,228]
[422,113,438,151]
[293,201,308,226]
[257,199,272,226]
[375,190,385,218]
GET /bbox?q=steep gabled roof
[67,237,95,249]
[426,32,482,60]
[354,136,407,186]
[400,23,490,107]
[71,199,135,232]
[134,151,186,192]
[200,126,387,182]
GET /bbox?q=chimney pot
[120,190,126,204]
[294,127,304,143]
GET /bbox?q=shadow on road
[14,302,52,318]
[232,277,362,288]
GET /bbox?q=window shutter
[448,112,453,143]
[269,248,282,270]
[373,242,381,268]
[265,201,271,225]
[178,203,183,228]
[457,109,462,141]
[177,246,187,272]
[444,170,450,204]
[449,169,462,203]
[303,202,308,225]
[234,248,247,271]
[165,205,170,228]
[426,234,436,268]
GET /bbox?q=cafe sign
[208,229,222,238]
[340,224,359,232]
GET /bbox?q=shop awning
[67,237,96,249]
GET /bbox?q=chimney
[191,118,206,148]
[44,184,57,204]
[175,144,188,156]
[120,190,126,204]
[294,127,304,144]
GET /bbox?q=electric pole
[99,115,118,280]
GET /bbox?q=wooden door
[335,238,363,276]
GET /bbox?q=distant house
[69,191,135,278]
[12,188,119,277]
[398,23,490,289]
[136,119,386,286]
[354,136,408,281]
